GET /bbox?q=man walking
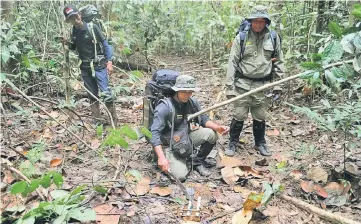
[225,5,285,157]
[62,5,117,126]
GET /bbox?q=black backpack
[142,69,179,130]
[236,19,279,60]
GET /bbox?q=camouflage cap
[248,5,271,21]
[171,75,201,92]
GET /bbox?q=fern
[300,62,322,70]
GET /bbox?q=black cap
[63,5,78,20]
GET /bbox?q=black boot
[193,141,215,176]
[225,119,244,157]
[253,120,272,156]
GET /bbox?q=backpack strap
[269,30,278,59]
[188,98,201,125]
[162,98,175,150]
[87,22,98,57]
[238,26,250,61]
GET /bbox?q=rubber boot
[194,164,211,176]
[193,141,215,176]
[225,119,244,157]
[105,102,118,127]
[253,120,272,156]
[90,101,100,124]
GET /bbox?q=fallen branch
[3,164,46,201]
[280,194,360,224]
[188,60,353,120]
[3,79,96,153]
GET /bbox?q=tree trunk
[316,0,325,33]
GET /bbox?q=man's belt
[235,71,272,82]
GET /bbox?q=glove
[106,61,113,75]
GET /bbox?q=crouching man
[150,75,229,181]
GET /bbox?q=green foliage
[351,4,361,19]
[93,185,108,194]
[322,41,344,64]
[12,185,95,224]
[141,127,152,139]
[311,53,323,62]
[96,125,103,136]
[101,125,138,148]
[328,22,343,38]
[26,141,46,164]
[9,171,63,197]
[300,62,322,70]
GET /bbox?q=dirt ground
[1,55,360,224]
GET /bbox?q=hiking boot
[253,120,272,156]
[225,119,244,157]
[195,165,211,176]
[105,102,118,127]
[193,141,215,165]
[204,157,217,168]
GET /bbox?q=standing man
[62,5,117,126]
[150,75,229,181]
[225,5,285,157]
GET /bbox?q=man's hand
[106,61,113,75]
[217,125,230,135]
[158,157,170,173]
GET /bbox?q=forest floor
[1,55,361,224]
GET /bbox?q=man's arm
[150,103,170,172]
[93,24,112,61]
[226,35,241,97]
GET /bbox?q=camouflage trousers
[233,87,271,121]
[165,128,218,180]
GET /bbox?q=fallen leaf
[255,158,268,166]
[266,129,279,136]
[232,209,252,224]
[233,167,245,177]
[273,153,285,162]
[325,194,347,206]
[345,163,361,176]
[218,203,235,211]
[218,156,243,168]
[150,187,172,196]
[43,128,53,139]
[324,182,344,195]
[94,204,121,224]
[49,111,59,118]
[300,180,314,193]
[126,205,137,217]
[221,166,239,185]
[64,144,77,152]
[292,128,305,137]
[314,185,328,198]
[149,201,165,215]
[3,170,15,184]
[239,166,263,179]
[125,177,150,196]
[233,185,255,199]
[263,205,278,217]
[90,139,101,149]
[244,192,263,209]
[307,167,328,183]
[290,170,303,180]
[276,160,287,169]
[50,158,63,167]
[249,179,261,188]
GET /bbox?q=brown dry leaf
[314,185,328,198]
[232,209,252,224]
[345,163,361,176]
[150,187,172,196]
[3,170,15,184]
[49,111,59,118]
[300,180,314,193]
[125,177,150,196]
[50,158,63,167]
[307,167,328,183]
[218,156,243,168]
[233,185,255,199]
[273,153,286,162]
[232,209,253,224]
[94,204,120,224]
[324,182,344,195]
[266,129,279,137]
[43,128,53,139]
[221,166,239,185]
[290,170,303,180]
[90,139,101,149]
[239,166,263,179]
[64,144,77,152]
[233,167,245,177]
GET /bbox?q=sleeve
[150,103,170,147]
[191,98,210,127]
[226,35,241,88]
[93,24,112,61]
[272,34,286,91]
